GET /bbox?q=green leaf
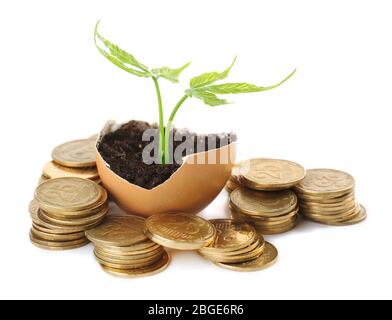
[152,62,191,83]
[204,69,297,94]
[190,56,237,89]
[188,90,230,106]
[94,21,151,77]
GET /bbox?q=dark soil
[98,120,236,189]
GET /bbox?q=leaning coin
[100,251,170,278]
[215,242,278,272]
[52,139,97,168]
[144,213,216,250]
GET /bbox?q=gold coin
[30,231,89,248]
[31,239,90,251]
[37,210,102,232]
[201,241,265,264]
[230,161,247,184]
[201,219,257,253]
[144,213,216,250]
[220,238,262,256]
[46,187,108,219]
[31,226,85,242]
[300,203,358,218]
[94,241,159,255]
[254,221,297,235]
[43,161,99,180]
[225,180,240,193]
[230,188,297,217]
[100,251,170,278]
[29,199,40,219]
[52,139,97,168]
[215,242,278,272]
[95,252,162,270]
[200,238,262,259]
[95,246,164,261]
[332,204,367,226]
[295,169,355,196]
[230,206,299,229]
[41,205,108,227]
[305,204,366,226]
[300,195,355,208]
[251,214,298,227]
[86,215,148,247]
[35,177,102,213]
[239,158,305,190]
[300,201,356,214]
[94,249,163,266]
[32,222,84,235]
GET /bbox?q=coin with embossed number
[295,169,355,195]
[52,139,97,168]
[239,158,305,190]
[144,213,216,250]
[34,177,101,213]
[85,215,148,247]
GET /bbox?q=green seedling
[94,21,296,164]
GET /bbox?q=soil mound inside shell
[98,120,236,189]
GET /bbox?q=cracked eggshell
[95,120,236,217]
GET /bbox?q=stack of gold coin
[39,139,101,185]
[144,213,216,250]
[294,169,367,226]
[30,177,108,250]
[86,215,170,278]
[199,219,278,271]
[229,188,299,234]
[225,162,243,193]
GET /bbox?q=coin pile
[230,188,299,234]
[294,169,367,226]
[228,158,305,234]
[144,213,216,250]
[86,215,170,278]
[30,177,108,250]
[39,138,101,185]
[199,219,278,271]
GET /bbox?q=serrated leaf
[94,21,151,77]
[204,69,297,94]
[190,90,230,106]
[190,56,237,89]
[152,62,191,83]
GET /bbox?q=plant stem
[164,94,189,163]
[152,77,165,163]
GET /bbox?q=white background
[0,0,391,300]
